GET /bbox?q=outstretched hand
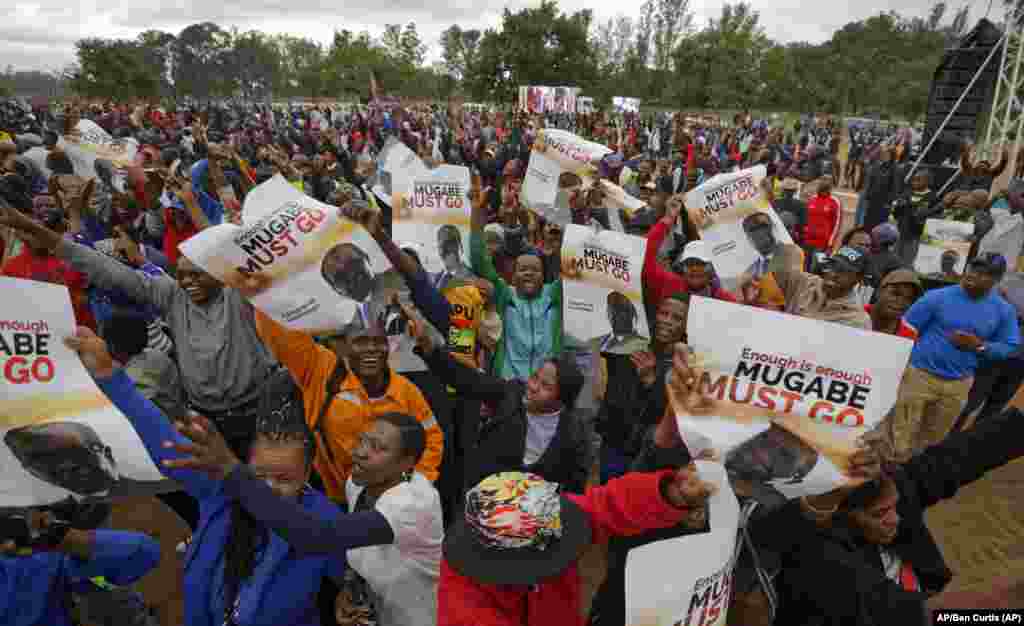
[666,343,714,415]
[662,463,717,510]
[664,194,685,225]
[339,200,384,239]
[399,296,434,355]
[227,271,272,298]
[162,413,240,480]
[64,326,116,379]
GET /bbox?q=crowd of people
[1,96,1023,626]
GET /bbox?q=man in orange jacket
[255,308,444,501]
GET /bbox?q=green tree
[323,29,393,98]
[173,22,232,101]
[71,38,162,100]
[276,35,326,97]
[465,1,598,102]
[671,2,768,108]
[228,30,281,100]
[136,30,176,97]
[440,25,481,81]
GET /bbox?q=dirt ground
[923,386,1024,594]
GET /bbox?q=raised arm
[418,343,507,404]
[222,464,395,557]
[62,530,161,587]
[254,308,337,391]
[96,370,219,499]
[643,206,680,288]
[0,204,172,314]
[902,407,1024,510]
[355,205,452,337]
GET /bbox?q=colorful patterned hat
[443,472,591,585]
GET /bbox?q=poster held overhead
[626,462,739,626]
[679,297,912,508]
[685,165,793,290]
[180,174,396,335]
[561,225,649,410]
[522,129,612,222]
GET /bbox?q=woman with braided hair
[68,327,401,626]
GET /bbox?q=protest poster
[561,225,649,409]
[914,218,973,276]
[391,164,473,279]
[534,128,613,172]
[386,164,474,372]
[600,179,646,219]
[180,174,398,335]
[678,297,912,506]
[60,119,138,192]
[684,165,793,289]
[521,129,612,219]
[0,278,166,508]
[613,97,641,113]
[376,136,429,198]
[626,462,739,626]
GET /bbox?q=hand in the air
[661,463,717,510]
[64,326,117,379]
[162,413,240,480]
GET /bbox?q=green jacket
[470,230,563,380]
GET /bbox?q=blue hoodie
[0,530,160,626]
[97,371,351,626]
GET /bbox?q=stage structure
[908,17,1007,192]
[982,5,1024,176]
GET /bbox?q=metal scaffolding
[905,21,1006,183]
[982,6,1024,173]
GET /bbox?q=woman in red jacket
[437,346,715,626]
[804,179,842,255]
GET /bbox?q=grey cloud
[107,0,523,30]
[0,25,81,47]
[3,0,971,72]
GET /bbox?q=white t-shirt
[345,473,443,626]
[523,410,562,466]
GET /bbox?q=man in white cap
[643,196,737,310]
[671,240,733,301]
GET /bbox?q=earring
[402,470,413,482]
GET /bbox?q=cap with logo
[824,246,869,275]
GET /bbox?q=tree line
[0,1,989,119]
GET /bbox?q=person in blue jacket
[67,327,396,626]
[0,512,160,626]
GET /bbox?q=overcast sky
[4,0,984,73]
